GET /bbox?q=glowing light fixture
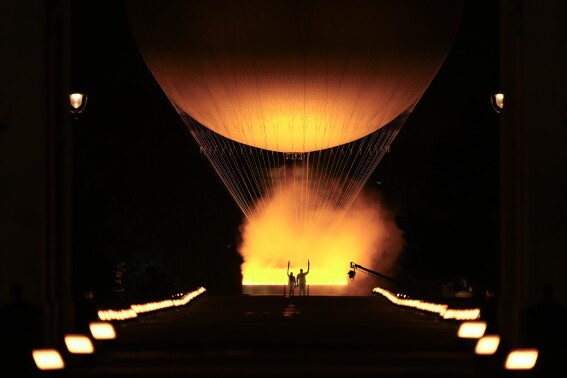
[97,308,137,321]
[64,334,95,354]
[97,287,207,321]
[505,349,538,370]
[490,92,504,113]
[475,335,500,355]
[442,308,482,320]
[372,287,481,320]
[243,268,346,286]
[32,349,65,370]
[457,321,487,338]
[69,93,87,116]
[89,322,116,340]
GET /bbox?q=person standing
[297,261,310,296]
[287,271,296,296]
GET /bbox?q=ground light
[64,334,95,354]
[97,287,207,321]
[505,349,539,370]
[457,321,487,339]
[32,349,65,370]
[372,286,481,321]
[89,322,117,340]
[475,335,500,355]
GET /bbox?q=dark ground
[54,294,508,378]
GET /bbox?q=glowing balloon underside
[127,0,463,152]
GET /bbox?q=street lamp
[490,92,504,114]
[69,92,87,118]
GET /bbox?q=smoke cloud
[238,171,404,294]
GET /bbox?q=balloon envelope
[127,0,463,152]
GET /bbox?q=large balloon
[126,0,463,153]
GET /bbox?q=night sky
[70,1,500,301]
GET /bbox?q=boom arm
[348,262,399,285]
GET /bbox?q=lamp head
[490,92,504,114]
[69,92,88,117]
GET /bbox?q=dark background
[69,1,499,302]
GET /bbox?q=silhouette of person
[297,268,309,296]
[287,271,296,296]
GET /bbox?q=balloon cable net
[177,107,412,244]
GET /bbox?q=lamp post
[69,91,88,329]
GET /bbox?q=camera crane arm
[348,262,399,285]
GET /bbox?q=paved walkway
[62,294,501,377]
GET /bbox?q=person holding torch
[297,259,310,296]
[286,259,296,297]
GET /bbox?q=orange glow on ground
[239,178,403,288]
[242,268,347,286]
